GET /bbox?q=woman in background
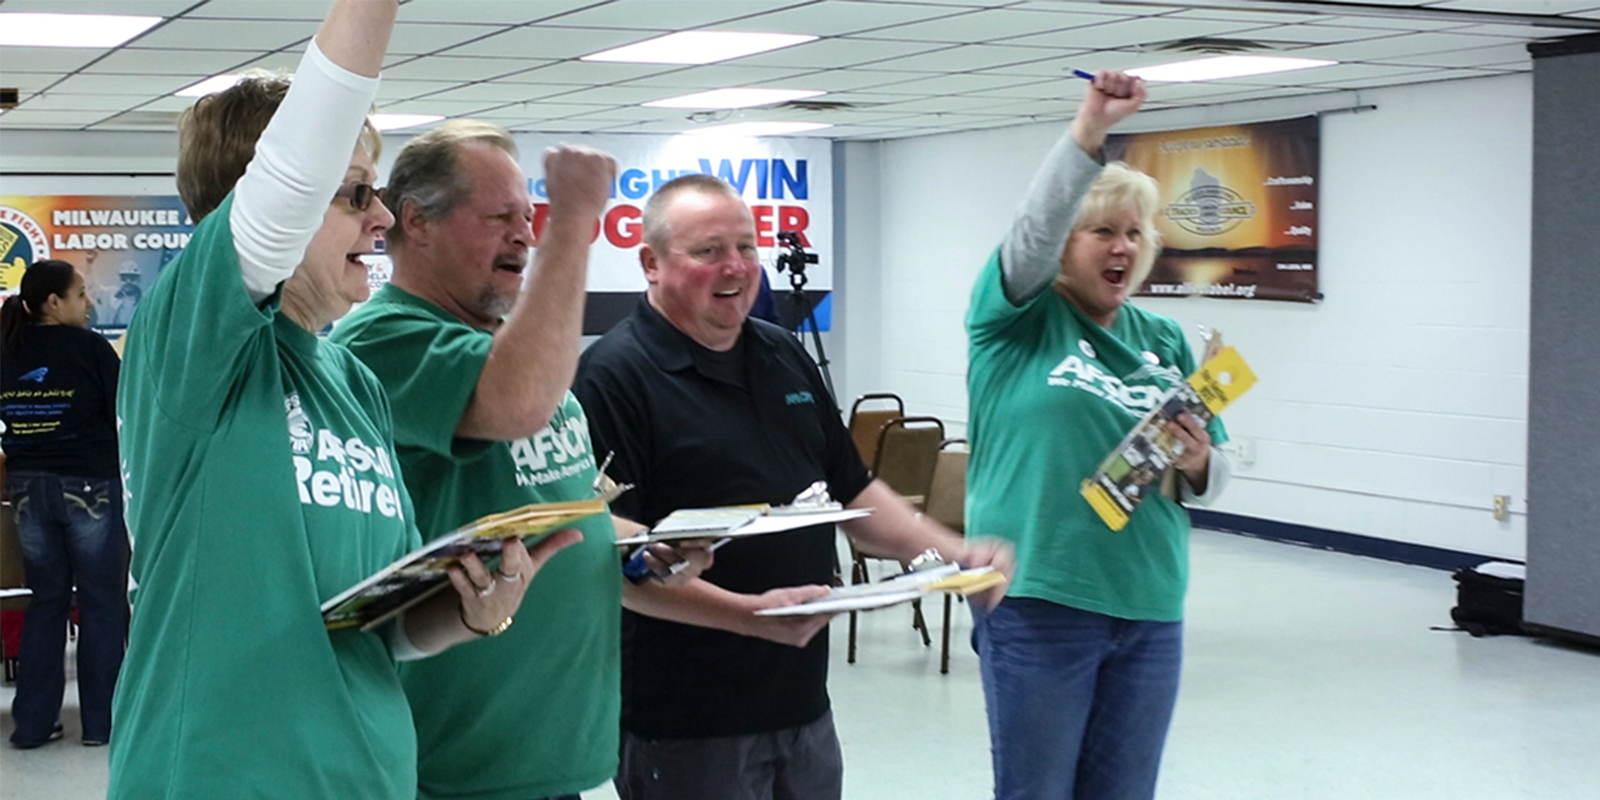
[1,259,127,749]
[965,71,1230,800]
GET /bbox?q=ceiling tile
[622,63,841,90]
[1429,0,1600,12]
[871,94,1039,113]
[377,79,482,102]
[49,73,195,95]
[729,38,950,69]
[0,0,193,14]
[80,47,257,76]
[379,98,509,117]
[869,72,1055,95]
[1372,41,1531,68]
[1287,30,1511,60]
[539,84,684,105]
[715,67,924,92]
[398,0,598,25]
[838,42,1069,72]
[1437,21,1600,38]
[1157,7,1332,25]
[382,56,550,82]
[388,22,512,56]
[408,82,577,104]
[0,109,112,127]
[185,0,328,21]
[15,93,149,112]
[1293,68,1477,90]
[1238,23,1416,46]
[541,0,812,30]
[844,8,1118,43]
[997,15,1283,50]
[711,2,971,37]
[440,26,658,60]
[485,101,619,121]
[0,46,105,73]
[498,61,694,86]
[131,18,319,51]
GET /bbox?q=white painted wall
[845,74,1531,560]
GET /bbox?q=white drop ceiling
[1,0,1596,140]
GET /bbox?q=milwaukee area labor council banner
[1108,116,1320,303]
[0,195,196,330]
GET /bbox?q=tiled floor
[4,529,1599,799]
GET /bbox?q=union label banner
[1108,116,1320,303]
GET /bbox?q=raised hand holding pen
[1070,69,1147,155]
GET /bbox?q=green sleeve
[123,193,279,430]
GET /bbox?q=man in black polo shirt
[573,174,1010,800]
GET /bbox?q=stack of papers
[321,498,607,631]
[615,505,870,546]
[755,565,1005,616]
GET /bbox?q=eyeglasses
[333,181,379,212]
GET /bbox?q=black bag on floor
[1450,562,1526,637]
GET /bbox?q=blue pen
[622,538,731,583]
[1070,69,1096,81]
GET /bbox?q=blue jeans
[973,597,1182,800]
[6,473,129,746]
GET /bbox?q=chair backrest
[923,439,968,534]
[848,393,905,465]
[871,416,945,509]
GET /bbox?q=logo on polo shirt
[785,391,814,406]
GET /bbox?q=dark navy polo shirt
[574,296,871,739]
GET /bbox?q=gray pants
[615,711,843,800]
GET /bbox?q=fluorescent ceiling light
[646,88,825,110]
[1127,55,1336,82]
[0,12,161,48]
[583,31,817,65]
[175,75,243,98]
[370,113,444,131]
[685,121,832,137]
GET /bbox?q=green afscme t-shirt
[111,194,421,800]
[965,250,1226,622]
[333,284,621,800]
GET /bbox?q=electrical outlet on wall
[1220,437,1256,466]
[1493,494,1510,522]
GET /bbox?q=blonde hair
[1066,161,1163,291]
[176,71,381,223]
[383,120,520,247]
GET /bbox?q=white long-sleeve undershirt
[230,39,381,303]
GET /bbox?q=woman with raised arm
[965,71,1231,800]
[108,2,572,797]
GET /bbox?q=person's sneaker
[82,737,109,747]
[9,722,64,749]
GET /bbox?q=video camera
[774,230,818,279]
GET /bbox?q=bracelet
[459,604,514,638]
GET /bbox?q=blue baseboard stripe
[1189,509,1498,572]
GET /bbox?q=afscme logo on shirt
[19,367,47,383]
[785,391,814,406]
[1046,354,1172,414]
[509,413,595,488]
[285,392,404,520]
